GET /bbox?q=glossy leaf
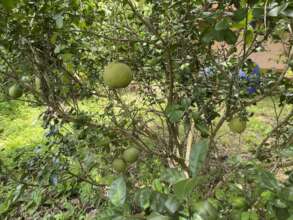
[215,19,230,31]
[160,168,186,185]
[189,139,209,177]
[164,196,180,214]
[173,178,196,201]
[108,176,127,207]
[147,212,171,220]
[135,188,152,210]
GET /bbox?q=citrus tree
[0,0,293,219]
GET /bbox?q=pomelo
[113,158,126,173]
[8,84,23,99]
[103,62,133,89]
[228,117,246,134]
[122,147,139,163]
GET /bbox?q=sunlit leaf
[108,176,127,207]
[189,139,209,177]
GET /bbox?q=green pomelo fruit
[113,159,126,173]
[122,147,139,163]
[8,84,23,99]
[103,62,133,89]
[228,117,246,134]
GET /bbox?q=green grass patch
[0,101,44,154]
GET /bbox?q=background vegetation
[0,0,293,219]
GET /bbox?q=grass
[0,101,44,156]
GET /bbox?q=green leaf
[215,19,230,31]
[245,29,254,45]
[12,184,24,202]
[164,196,180,214]
[279,146,293,158]
[0,0,18,10]
[135,188,152,210]
[257,170,279,191]
[223,29,238,45]
[241,211,250,220]
[108,176,126,207]
[240,210,259,220]
[268,4,281,17]
[282,7,293,18]
[173,178,196,201]
[189,139,209,177]
[194,120,209,137]
[201,29,217,44]
[260,190,274,203]
[248,211,259,220]
[191,213,204,220]
[150,192,168,213]
[54,14,64,29]
[152,179,164,193]
[0,190,13,214]
[232,8,248,22]
[160,168,186,185]
[268,3,291,18]
[281,186,293,202]
[253,8,264,19]
[165,104,184,123]
[0,199,11,215]
[231,9,253,30]
[147,212,171,220]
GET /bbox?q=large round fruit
[231,197,247,209]
[103,62,133,89]
[122,147,139,163]
[192,200,217,220]
[8,84,23,99]
[113,159,126,173]
[228,117,247,134]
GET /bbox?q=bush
[0,0,292,219]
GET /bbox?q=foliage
[0,0,293,219]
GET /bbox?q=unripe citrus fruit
[113,159,126,173]
[8,84,23,99]
[103,62,133,89]
[228,117,246,134]
[122,147,139,163]
[192,200,217,220]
